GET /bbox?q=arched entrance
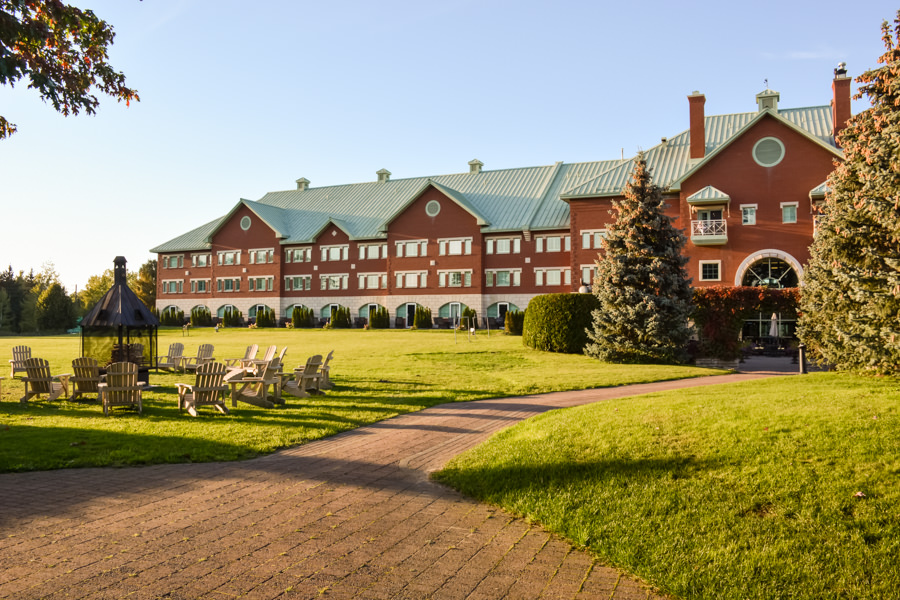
[734,250,802,288]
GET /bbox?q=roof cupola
[756,87,780,112]
[376,168,391,183]
[468,159,484,174]
[296,177,310,191]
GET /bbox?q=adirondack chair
[156,343,185,372]
[319,350,335,390]
[21,357,71,403]
[283,355,324,399]
[247,345,276,375]
[176,361,230,417]
[98,362,145,416]
[224,344,258,368]
[183,344,215,373]
[227,361,283,408]
[9,345,32,378]
[70,357,102,401]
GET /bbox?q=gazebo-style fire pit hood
[81,257,159,376]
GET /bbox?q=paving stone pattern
[0,372,777,599]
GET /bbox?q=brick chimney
[832,62,851,145]
[688,91,706,160]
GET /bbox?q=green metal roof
[151,102,841,254]
[809,181,830,199]
[686,186,731,205]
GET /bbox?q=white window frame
[534,268,571,286]
[320,244,349,262]
[437,269,473,288]
[217,251,240,266]
[191,253,211,268]
[318,273,349,291]
[216,277,240,292]
[358,243,388,260]
[437,237,473,256]
[161,279,183,294]
[395,239,428,258]
[580,265,597,286]
[535,235,570,253]
[699,260,722,282]
[485,236,522,255]
[580,229,608,249]
[190,279,210,293]
[395,270,428,289]
[248,276,274,292]
[781,202,798,224]
[357,272,387,290]
[484,269,521,287]
[285,247,313,263]
[248,248,274,264]
[284,275,312,291]
[740,204,758,226]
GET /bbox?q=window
[581,265,597,286]
[190,280,209,293]
[581,230,607,249]
[162,280,183,294]
[358,273,386,289]
[741,205,757,226]
[485,269,521,287]
[248,277,273,292]
[240,216,252,230]
[285,247,312,263]
[396,240,427,258]
[485,237,521,255]
[535,268,571,286]
[359,243,387,260]
[319,274,349,290]
[163,255,183,269]
[536,235,570,253]
[425,200,441,217]
[285,275,311,291]
[321,245,349,262]
[699,261,721,281]
[438,270,472,287]
[191,254,210,268]
[248,249,274,264]
[438,237,473,256]
[395,271,427,288]
[753,137,785,167]
[216,277,240,292]
[217,251,240,266]
[781,202,798,224]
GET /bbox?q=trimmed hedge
[255,307,276,327]
[330,306,352,328]
[504,309,525,335]
[523,293,600,353]
[161,309,184,326]
[222,307,243,327]
[190,306,212,327]
[368,306,390,329]
[413,306,433,329]
[292,306,315,328]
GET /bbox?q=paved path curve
[0,372,780,600]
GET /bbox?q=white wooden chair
[183,344,215,373]
[227,361,283,408]
[71,357,102,401]
[21,357,71,403]
[9,345,32,378]
[224,344,258,368]
[320,350,334,390]
[283,355,324,399]
[156,343,185,371]
[98,362,145,416]
[176,362,230,417]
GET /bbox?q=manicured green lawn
[434,373,900,600]
[0,327,714,472]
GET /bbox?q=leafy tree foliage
[36,281,74,330]
[585,153,693,363]
[134,259,156,310]
[0,0,139,138]
[76,267,138,313]
[798,14,900,374]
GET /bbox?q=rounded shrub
[522,293,600,353]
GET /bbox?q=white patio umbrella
[769,313,779,338]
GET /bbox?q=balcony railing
[690,219,727,245]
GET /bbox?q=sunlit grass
[434,373,900,600]
[0,327,716,472]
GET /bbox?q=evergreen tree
[0,288,11,331]
[585,153,693,363]
[798,14,900,374]
[36,282,74,331]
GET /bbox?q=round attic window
[240,216,251,231]
[425,200,441,217]
[753,137,785,167]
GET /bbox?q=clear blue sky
[0,0,893,293]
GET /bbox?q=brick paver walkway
[0,372,779,599]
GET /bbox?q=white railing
[691,219,727,237]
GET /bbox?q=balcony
[691,219,727,245]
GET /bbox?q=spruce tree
[585,153,693,363]
[798,14,900,374]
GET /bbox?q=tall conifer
[798,13,900,373]
[585,153,693,363]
